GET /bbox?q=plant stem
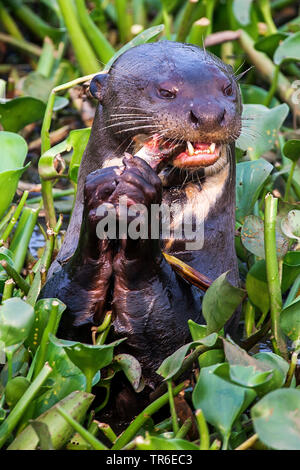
[57,0,99,74]
[245,299,256,337]
[284,351,298,387]
[97,422,117,443]
[0,363,52,449]
[235,433,258,450]
[2,279,15,302]
[284,160,297,202]
[168,380,179,434]
[264,194,287,358]
[186,17,210,46]
[0,261,30,295]
[238,30,295,111]
[33,301,59,379]
[264,63,280,107]
[0,32,42,56]
[57,407,108,450]
[0,1,23,40]
[196,409,210,450]
[0,191,29,245]
[259,0,277,34]
[176,0,199,42]
[175,417,192,439]
[115,0,131,43]
[75,0,114,63]
[112,382,186,450]
[27,188,74,205]
[37,37,55,78]
[6,349,13,382]
[13,3,64,42]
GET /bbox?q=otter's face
[90,41,242,172]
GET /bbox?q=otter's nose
[189,106,226,129]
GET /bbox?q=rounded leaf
[0,298,34,350]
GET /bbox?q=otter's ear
[89,73,108,101]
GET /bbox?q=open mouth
[134,134,221,172]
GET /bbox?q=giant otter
[42,41,242,387]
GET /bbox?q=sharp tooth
[210,143,216,153]
[187,141,194,156]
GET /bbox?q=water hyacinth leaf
[67,128,91,183]
[228,365,272,388]
[0,97,45,132]
[49,334,126,379]
[192,364,256,446]
[26,298,66,354]
[113,354,143,392]
[236,104,289,159]
[240,84,279,107]
[253,352,289,396]
[232,0,253,25]
[156,334,218,381]
[33,341,86,417]
[188,320,208,341]
[0,132,29,219]
[8,391,94,450]
[246,260,270,315]
[254,33,288,58]
[5,377,30,408]
[136,435,199,450]
[22,72,54,103]
[30,421,54,450]
[202,272,245,334]
[283,139,300,162]
[105,24,164,71]
[241,215,289,259]
[281,210,300,242]
[280,297,300,344]
[198,349,225,368]
[0,346,29,388]
[235,159,273,224]
[223,338,272,372]
[274,31,300,65]
[282,251,300,293]
[0,298,34,352]
[252,389,300,450]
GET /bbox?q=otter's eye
[223,83,233,96]
[158,88,176,99]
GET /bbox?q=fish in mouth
[133,133,223,174]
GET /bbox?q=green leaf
[136,435,199,450]
[254,33,288,59]
[282,251,300,293]
[280,297,300,343]
[198,349,225,368]
[33,341,86,417]
[232,0,253,25]
[0,298,34,352]
[252,389,300,450]
[281,210,300,242]
[156,334,218,381]
[240,84,279,107]
[105,24,164,71]
[8,391,94,450]
[30,421,54,450]
[253,352,289,396]
[0,97,45,132]
[67,128,91,183]
[246,260,270,315]
[235,159,273,223]
[0,132,29,219]
[22,72,54,103]
[188,320,208,341]
[236,104,289,159]
[283,139,300,163]
[26,298,66,355]
[5,377,30,408]
[274,31,300,65]
[49,334,125,381]
[113,353,143,392]
[192,364,256,445]
[202,272,245,334]
[241,215,289,259]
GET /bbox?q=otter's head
[89,41,242,175]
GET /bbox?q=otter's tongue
[172,142,220,168]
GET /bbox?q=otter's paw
[110,154,162,207]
